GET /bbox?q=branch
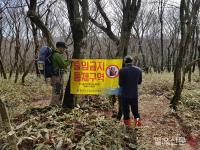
[27,0,55,49]
[95,0,111,30]
[185,58,200,71]
[89,16,107,33]
[130,0,141,23]
[0,99,18,150]
[41,0,58,18]
[89,16,119,45]
[89,0,119,45]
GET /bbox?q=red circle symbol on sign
[106,65,119,78]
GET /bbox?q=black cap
[124,55,133,64]
[56,42,67,48]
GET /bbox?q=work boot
[135,118,142,127]
[124,119,131,126]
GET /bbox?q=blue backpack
[37,46,54,78]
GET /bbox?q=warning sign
[70,59,123,94]
[106,65,119,78]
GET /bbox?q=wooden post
[0,99,18,150]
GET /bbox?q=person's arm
[138,70,142,85]
[53,53,70,69]
[119,69,124,87]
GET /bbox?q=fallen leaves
[0,100,138,149]
[0,77,51,118]
[1,73,200,149]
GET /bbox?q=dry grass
[0,72,199,149]
[0,75,51,117]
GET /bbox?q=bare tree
[0,3,9,79]
[133,4,155,72]
[198,46,200,75]
[62,0,89,108]
[158,0,167,71]
[27,0,55,49]
[187,12,199,82]
[170,0,200,111]
[90,0,141,58]
[89,0,141,119]
[5,5,22,83]
[0,9,7,79]
[164,6,180,72]
[21,16,35,84]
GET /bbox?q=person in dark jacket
[119,55,142,127]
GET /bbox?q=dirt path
[138,94,197,150]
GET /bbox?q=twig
[0,99,18,150]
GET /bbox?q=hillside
[0,73,199,149]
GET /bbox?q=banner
[70,59,123,95]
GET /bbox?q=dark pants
[122,97,140,120]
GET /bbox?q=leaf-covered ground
[0,73,199,149]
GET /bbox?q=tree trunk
[198,46,200,76]
[172,47,177,72]
[30,22,40,76]
[116,24,131,58]
[8,37,14,79]
[21,60,34,84]
[148,41,158,72]
[14,30,20,83]
[159,0,164,72]
[167,37,174,72]
[87,0,141,119]
[0,17,6,79]
[27,0,55,49]
[170,0,200,111]
[62,0,88,109]
[192,26,199,72]
[14,47,20,83]
[0,99,18,150]
[0,59,7,79]
[188,13,197,82]
[192,45,197,72]
[138,40,148,72]
[171,0,186,110]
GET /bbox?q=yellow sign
[70,59,123,94]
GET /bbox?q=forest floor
[0,73,199,150]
